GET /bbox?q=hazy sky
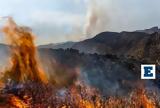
[0,0,159,45]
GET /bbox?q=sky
[0,0,160,45]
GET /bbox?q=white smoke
[84,0,110,37]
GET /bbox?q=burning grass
[0,18,159,108]
[0,81,159,108]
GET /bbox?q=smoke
[66,0,110,41]
[84,0,110,37]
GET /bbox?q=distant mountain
[1,27,160,63]
[38,41,75,49]
[72,32,149,55]
[135,26,160,34]
[72,31,160,62]
[38,27,160,62]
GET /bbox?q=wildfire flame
[9,95,29,108]
[2,17,48,84]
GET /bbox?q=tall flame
[2,17,48,84]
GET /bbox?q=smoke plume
[84,0,109,37]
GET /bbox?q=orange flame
[9,95,29,108]
[2,17,48,84]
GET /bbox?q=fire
[138,89,156,108]
[2,17,48,84]
[0,18,158,108]
[9,95,29,108]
